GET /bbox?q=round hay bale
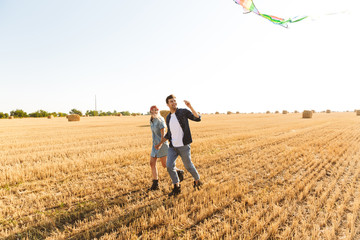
[48,115,54,119]
[116,113,122,117]
[160,110,170,119]
[356,110,360,116]
[294,110,299,113]
[227,111,232,115]
[67,114,80,122]
[303,110,313,119]
[326,109,331,113]
[275,111,279,114]
[9,116,14,119]
[282,110,288,114]
[266,111,270,114]
[215,112,219,115]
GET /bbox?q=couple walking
[149,94,202,196]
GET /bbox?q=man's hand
[184,100,199,118]
[184,100,191,108]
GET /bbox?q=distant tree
[10,109,28,118]
[40,110,49,117]
[29,111,40,118]
[29,110,50,117]
[85,110,99,116]
[69,109,82,116]
[120,111,131,116]
[58,112,67,117]
[0,112,6,119]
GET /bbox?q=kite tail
[260,13,288,27]
[258,14,307,28]
[233,0,307,27]
[289,16,308,23]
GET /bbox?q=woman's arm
[155,128,167,150]
[160,128,165,140]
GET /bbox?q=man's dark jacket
[164,108,201,148]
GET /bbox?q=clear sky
[0,0,358,114]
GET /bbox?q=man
[155,94,202,196]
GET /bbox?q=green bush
[57,112,67,117]
[85,110,99,116]
[0,112,9,119]
[69,109,82,116]
[10,109,28,118]
[29,110,50,118]
[120,111,131,116]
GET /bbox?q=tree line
[0,109,144,119]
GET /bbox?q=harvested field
[1,113,360,239]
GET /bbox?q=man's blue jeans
[167,144,200,184]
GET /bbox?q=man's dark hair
[166,94,176,104]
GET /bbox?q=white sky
[0,0,359,114]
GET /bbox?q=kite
[233,0,307,28]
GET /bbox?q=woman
[149,105,184,190]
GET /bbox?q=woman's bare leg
[160,156,167,168]
[150,157,158,180]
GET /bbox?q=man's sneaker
[168,185,181,196]
[177,169,185,182]
[149,180,159,191]
[193,180,203,190]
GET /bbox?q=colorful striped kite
[233,0,307,28]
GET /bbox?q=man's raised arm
[184,100,199,119]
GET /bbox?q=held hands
[155,138,167,150]
[155,143,162,150]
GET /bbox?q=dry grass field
[1,112,360,239]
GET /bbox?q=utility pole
[95,95,97,111]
